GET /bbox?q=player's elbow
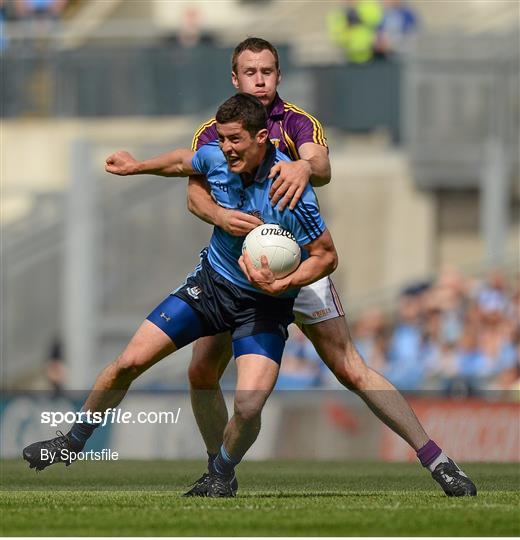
[330,250,339,274]
[187,192,197,215]
[310,166,332,188]
[323,248,338,276]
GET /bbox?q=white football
[242,224,301,279]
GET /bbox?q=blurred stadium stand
[1,0,519,396]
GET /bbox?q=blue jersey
[191,140,326,298]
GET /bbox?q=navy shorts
[146,253,295,363]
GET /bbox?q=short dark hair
[216,93,267,137]
[231,37,280,73]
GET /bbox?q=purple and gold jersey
[191,94,327,159]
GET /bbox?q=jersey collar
[267,93,284,119]
[254,140,277,183]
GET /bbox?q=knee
[234,395,264,423]
[332,349,369,391]
[188,357,220,389]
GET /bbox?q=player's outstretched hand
[216,208,263,237]
[269,159,312,211]
[239,252,287,295]
[105,150,140,176]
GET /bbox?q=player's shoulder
[282,100,324,127]
[191,117,218,151]
[193,140,226,173]
[195,139,222,159]
[280,100,327,147]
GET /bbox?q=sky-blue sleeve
[191,141,220,175]
[286,187,326,246]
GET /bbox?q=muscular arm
[105,149,196,177]
[299,142,331,187]
[239,229,338,296]
[187,175,263,236]
[269,142,331,210]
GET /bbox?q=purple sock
[417,439,442,467]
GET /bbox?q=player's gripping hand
[216,208,263,237]
[239,252,288,296]
[268,159,312,211]
[105,150,140,176]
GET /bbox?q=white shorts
[293,276,345,326]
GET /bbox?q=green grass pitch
[1,460,519,536]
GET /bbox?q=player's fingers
[260,255,270,270]
[238,255,252,280]
[270,182,290,207]
[268,162,282,179]
[288,186,305,211]
[243,252,260,279]
[236,212,263,226]
[269,175,284,198]
[276,185,297,211]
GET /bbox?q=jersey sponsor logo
[187,286,202,300]
[312,307,332,319]
[160,312,171,322]
[214,181,229,193]
[260,227,296,242]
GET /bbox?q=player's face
[217,121,268,174]
[232,49,281,107]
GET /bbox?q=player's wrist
[297,159,312,179]
[213,206,225,228]
[133,160,148,175]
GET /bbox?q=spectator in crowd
[384,284,429,391]
[352,307,388,374]
[14,0,67,21]
[276,326,321,389]
[327,0,383,64]
[45,336,66,398]
[165,6,215,49]
[374,0,419,58]
[0,0,7,52]
[282,269,518,398]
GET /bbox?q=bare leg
[188,333,232,454]
[223,354,279,459]
[22,320,177,471]
[303,316,429,450]
[83,320,177,413]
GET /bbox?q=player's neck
[241,145,267,182]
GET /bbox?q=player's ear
[277,69,282,86]
[231,71,239,90]
[256,128,269,145]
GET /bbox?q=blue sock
[69,419,99,450]
[213,444,241,477]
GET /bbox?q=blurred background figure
[44,336,66,398]
[374,0,419,58]
[352,307,388,374]
[276,327,321,389]
[167,6,215,48]
[384,284,429,392]
[0,0,7,52]
[14,0,67,21]
[327,0,383,63]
